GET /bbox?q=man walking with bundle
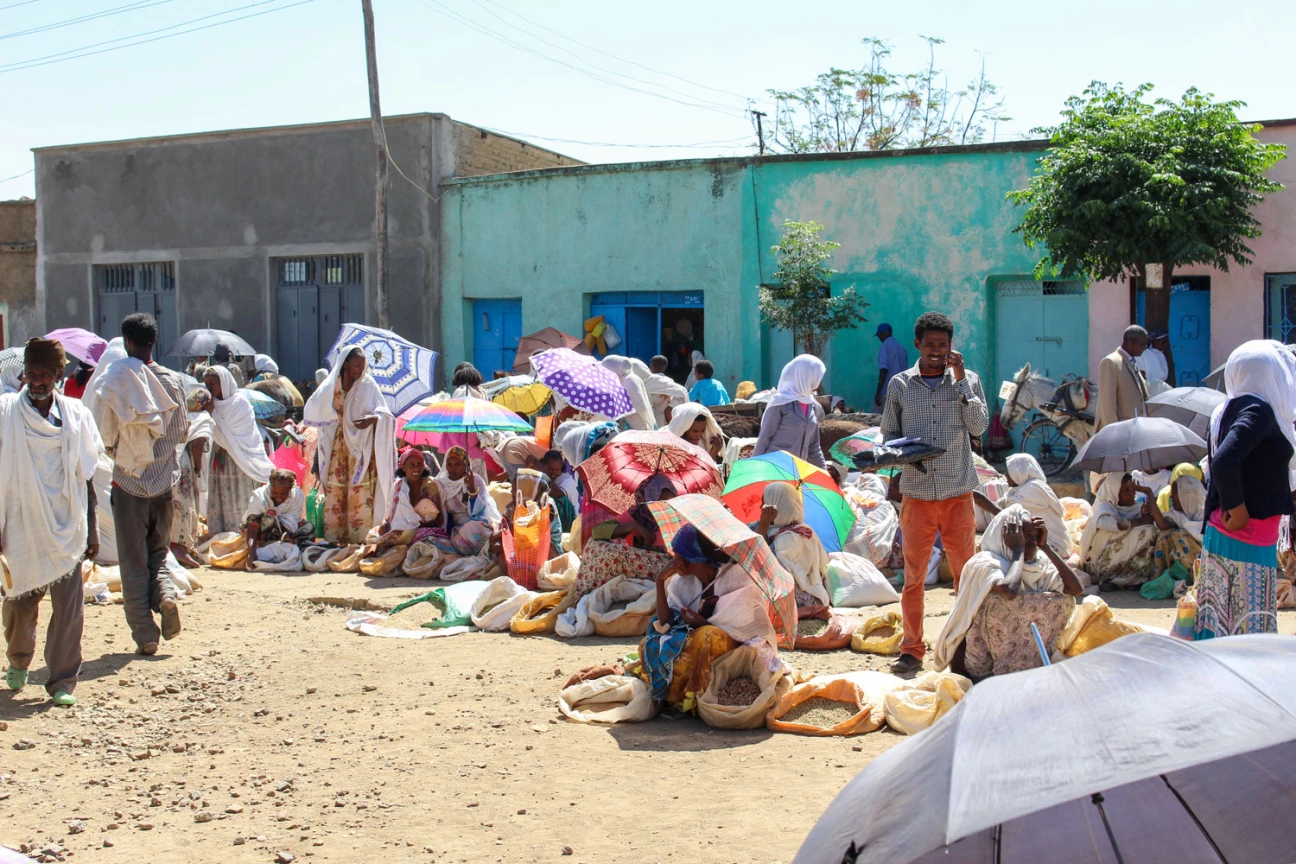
[2,338,103,706]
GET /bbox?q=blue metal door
[472,299,522,377]
[1136,285,1211,387]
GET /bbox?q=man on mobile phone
[881,312,989,675]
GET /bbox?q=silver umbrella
[167,328,256,358]
[794,634,1296,864]
[1070,415,1207,473]
[1146,386,1227,437]
[1203,362,1226,392]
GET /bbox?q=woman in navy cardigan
[1197,340,1296,639]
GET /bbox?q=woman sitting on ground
[973,453,1072,559]
[934,505,1082,679]
[1147,472,1207,573]
[203,366,275,534]
[1078,472,1159,591]
[425,445,500,558]
[572,474,678,597]
[1155,462,1205,513]
[538,450,577,532]
[375,448,439,550]
[666,402,724,461]
[637,524,777,712]
[752,481,830,610]
[243,468,313,570]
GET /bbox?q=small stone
[194,813,213,823]
[305,687,317,694]
[80,737,92,746]
[233,836,246,845]
[275,852,295,863]
[102,839,114,848]
[283,738,294,746]
[852,744,863,752]
[561,846,574,856]
[13,738,36,750]
[66,820,87,835]
[151,686,166,696]
[516,809,526,815]
[466,802,479,808]
[226,806,244,814]
[137,823,154,831]
[0,721,8,731]
[277,780,293,793]
[552,669,562,678]
[227,670,236,681]
[362,684,377,692]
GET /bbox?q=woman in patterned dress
[202,367,274,534]
[572,473,678,598]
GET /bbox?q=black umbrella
[1146,387,1227,437]
[1071,415,1207,473]
[167,328,256,358]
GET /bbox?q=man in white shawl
[2,338,103,705]
[933,505,1081,678]
[201,366,274,533]
[973,453,1072,559]
[302,346,396,544]
[600,355,656,430]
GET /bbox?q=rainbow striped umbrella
[400,396,532,437]
[722,450,855,552]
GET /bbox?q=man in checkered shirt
[881,312,989,674]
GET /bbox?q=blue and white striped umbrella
[325,324,439,416]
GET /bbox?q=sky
[2,0,1293,200]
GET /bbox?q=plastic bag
[841,483,899,567]
[558,675,654,724]
[696,645,792,730]
[1139,567,1178,601]
[826,552,899,607]
[302,546,345,572]
[389,581,491,630]
[442,554,491,583]
[884,672,972,735]
[850,610,904,655]
[487,482,513,516]
[250,541,302,572]
[555,592,595,638]
[766,677,877,737]
[794,614,855,651]
[402,543,446,580]
[510,589,576,635]
[563,515,583,555]
[208,532,249,570]
[586,576,656,638]
[471,576,534,631]
[1171,592,1197,640]
[306,488,325,540]
[537,551,580,591]
[359,544,408,577]
[328,545,368,573]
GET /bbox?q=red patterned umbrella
[576,429,723,514]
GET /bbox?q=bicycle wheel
[1021,418,1076,477]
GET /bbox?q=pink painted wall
[1088,121,1296,378]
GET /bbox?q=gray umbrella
[1203,362,1226,392]
[1146,386,1227,437]
[167,328,257,358]
[1070,415,1207,473]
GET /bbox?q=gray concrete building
[35,113,578,381]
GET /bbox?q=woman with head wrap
[423,445,500,557]
[201,366,275,534]
[933,505,1082,679]
[636,523,779,711]
[494,435,547,481]
[644,373,689,428]
[571,473,678,597]
[600,355,656,430]
[666,403,724,461]
[1078,472,1159,590]
[246,354,304,409]
[1154,462,1205,514]
[973,453,1071,559]
[752,481,831,609]
[169,387,215,566]
[376,447,438,549]
[1197,340,1296,639]
[302,346,397,544]
[1145,473,1207,574]
[752,354,827,468]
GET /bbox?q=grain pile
[797,618,828,637]
[780,697,858,728]
[380,601,442,631]
[715,676,761,707]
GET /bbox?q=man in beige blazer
[1095,325,1150,431]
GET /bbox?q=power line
[1,0,176,42]
[0,0,47,11]
[481,127,753,150]
[0,168,33,185]
[0,0,314,73]
[476,0,749,102]
[407,0,748,120]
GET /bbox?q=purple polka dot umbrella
[529,347,634,420]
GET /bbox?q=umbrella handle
[1030,622,1052,666]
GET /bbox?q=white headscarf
[254,354,279,376]
[205,366,273,483]
[1208,339,1296,477]
[762,481,830,607]
[666,403,723,452]
[1167,475,1207,540]
[1079,472,1141,563]
[934,504,1065,670]
[600,355,656,430]
[80,337,127,420]
[1004,453,1071,557]
[315,368,328,387]
[644,374,688,427]
[684,350,706,390]
[764,354,826,410]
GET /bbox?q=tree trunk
[1141,262,1175,386]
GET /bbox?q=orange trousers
[899,493,977,660]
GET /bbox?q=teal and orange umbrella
[722,451,855,552]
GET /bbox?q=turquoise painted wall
[441,145,1048,409]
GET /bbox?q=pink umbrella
[44,327,108,366]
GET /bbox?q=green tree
[759,220,869,358]
[764,37,1008,154]
[1009,82,1286,380]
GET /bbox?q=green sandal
[51,691,77,707]
[5,667,28,691]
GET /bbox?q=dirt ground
[3,569,1289,864]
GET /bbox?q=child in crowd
[688,360,731,407]
[538,449,578,531]
[243,468,312,569]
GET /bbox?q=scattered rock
[305,687,317,695]
[195,813,213,823]
[516,809,526,815]
[226,806,244,814]
[233,836,246,846]
[150,686,166,696]
[13,738,36,750]
[275,852,295,863]
[102,839,114,848]
[362,684,377,692]
[137,823,154,831]
[65,820,87,835]
[0,720,7,731]
[561,846,574,856]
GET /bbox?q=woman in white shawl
[974,453,1071,559]
[644,373,688,428]
[683,350,706,391]
[1079,472,1158,590]
[600,355,656,430]
[201,366,274,534]
[752,354,827,468]
[666,402,724,460]
[302,347,396,544]
[752,481,831,609]
[934,505,1081,678]
[1145,473,1206,573]
[425,445,500,557]
[170,387,215,566]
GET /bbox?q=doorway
[471,298,522,378]
[588,291,704,383]
[1136,277,1210,387]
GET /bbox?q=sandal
[5,667,28,691]
[51,690,76,707]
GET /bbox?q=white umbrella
[795,633,1296,864]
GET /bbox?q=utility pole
[361,0,389,329]
[751,109,767,156]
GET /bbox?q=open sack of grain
[510,589,576,635]
[849,610,903,655]
[696,644,793,730]
[766,676,879,737]
[794,613,855,651]
[470,576,535,631]
[558,675,656,724]
[883,671,972,735]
